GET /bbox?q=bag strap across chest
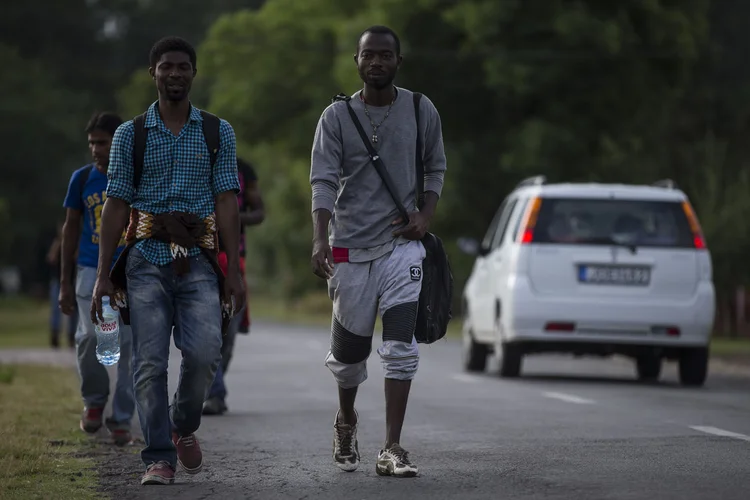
[132,110,221,191]
[333,91,424,223]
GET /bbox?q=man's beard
[162,82,190,101]
[360,70,394,90]
[165,90,188,101]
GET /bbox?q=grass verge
[3,293,749,359]
[249,291,750,358]
[249,292,331,328]
[0,363,98,499]
[0,296,54,349]
[249,291,465,338]
[710,337,750,357]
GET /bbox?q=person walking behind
[59,111,134,446]
[48,223,78,348]
[91,36,244,486]
[310,25,447,477]
[203,157,265,416]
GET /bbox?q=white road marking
[542,391,595,405]
[452,374,481,384]
[689,426,750,442]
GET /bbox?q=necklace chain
[361,89,397,144]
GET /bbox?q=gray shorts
[324,239,425,388]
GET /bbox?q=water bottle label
[100,321,118,332]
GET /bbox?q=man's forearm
[312,208,331,243]
[97,198,130,278]
[216,192,241,270]
[60,219,80,285]
[420,191,440,221]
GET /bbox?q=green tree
[198,1,351,298]
[0,44,88,284]
[194,0,714,304]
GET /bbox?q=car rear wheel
[462,328,488,372]
[499,343,523,378]
[636,353,662,381]
[679,347,709,387]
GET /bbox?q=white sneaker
[376,443,418,477]
[332,409,359,472]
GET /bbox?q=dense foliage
[3,0,750,320]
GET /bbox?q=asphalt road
[97,321,750,500]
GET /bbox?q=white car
[459,176,715,386]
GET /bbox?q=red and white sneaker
[105,418,132,446]
[172,432,203,474]
[80,407,103,434]
[141,461,175,485]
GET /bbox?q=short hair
[357,25,401,56]
[85,112,123,137]
[149,36,197,69]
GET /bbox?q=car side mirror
[457,237,481,256]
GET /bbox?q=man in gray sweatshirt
[309,25,447,478]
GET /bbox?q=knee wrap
[331,318,372,364]
[379,302,420,381]
[382,301,418,344]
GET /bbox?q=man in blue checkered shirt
[90,36,245,486]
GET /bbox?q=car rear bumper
[503,279,715,347]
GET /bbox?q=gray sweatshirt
[310,87,447,253]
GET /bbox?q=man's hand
[59,282,76,316]
[90,276,115,324]
[311,238,334,279]
[392,211,430,240]
[224,270,246,317]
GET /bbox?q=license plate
[578,265,651,286]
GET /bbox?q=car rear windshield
[531,197,695,248]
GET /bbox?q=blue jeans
[75,266,135,427]
[126,248,223,469]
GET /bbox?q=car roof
[512,180,687,202]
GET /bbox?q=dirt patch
[75,427,146,494]
[95,444,145,495]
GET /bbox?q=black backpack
[131,110,221,190]
[80,111,221,195]
[335,91,454,344]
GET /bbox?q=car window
[532,197,694,248]
[491,198,518,249]
[481,198,508,252]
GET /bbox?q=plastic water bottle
[95,296,120,366]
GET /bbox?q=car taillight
[520,197,543,244]
[651,325,681,336]
[545,322,576,332]
[681,200,707,249]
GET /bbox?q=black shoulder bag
[333,92,454,344]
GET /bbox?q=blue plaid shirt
[106,101,239,266]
